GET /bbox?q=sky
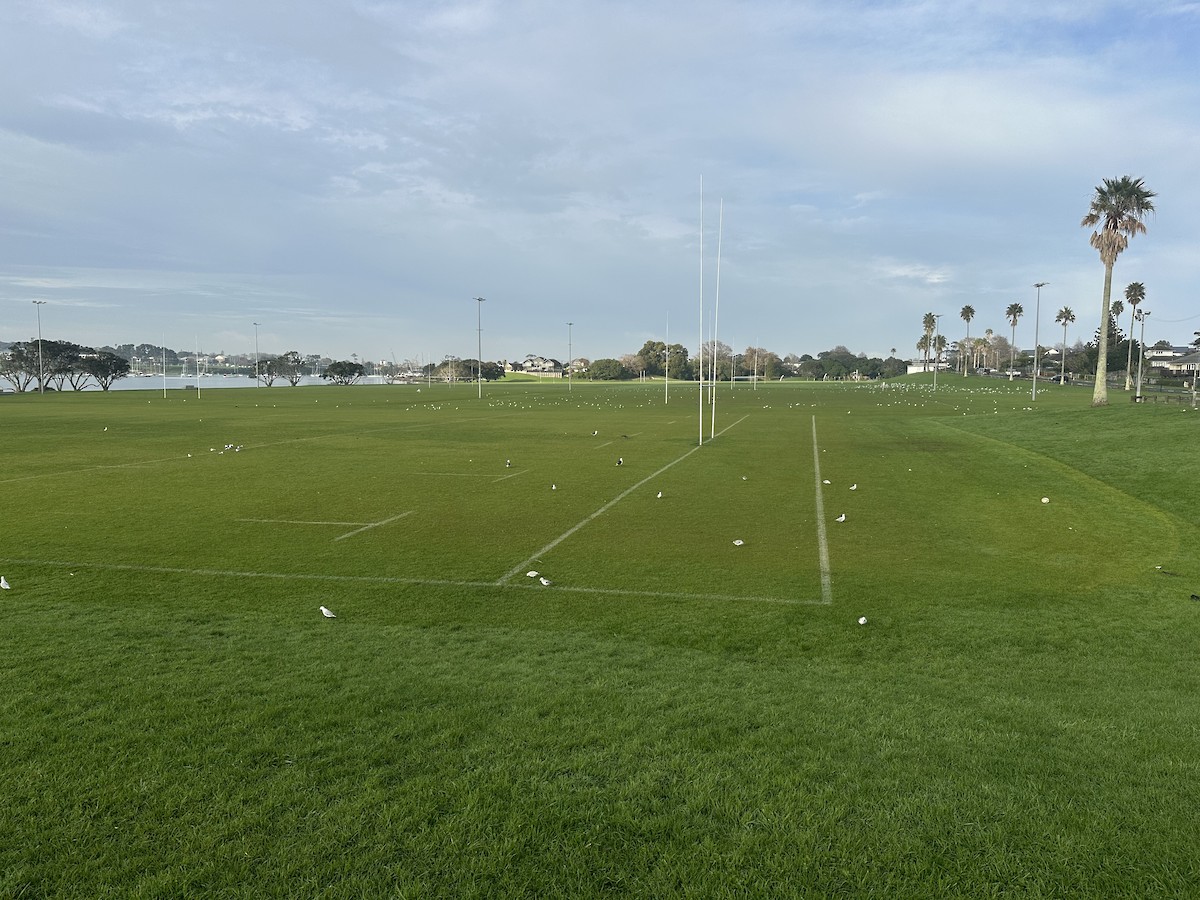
[2,1,1199,366]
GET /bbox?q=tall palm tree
[960,305,975,375]
[1055,306,1076,381]
[921,312,936,372]
[1123,282,1145,391]
[1005,303,1023,379]
[1081,176,1156,406]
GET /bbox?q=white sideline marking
[334,511,414,542]
[0,557,818,606]
[594,441,615,449]
[498,414,750,585]
[811,416,833,604]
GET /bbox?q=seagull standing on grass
[616,457,623,466]
[836,514,846,523]
[0,576,10,589]
[319,606,336,618]
[539,577,553,586]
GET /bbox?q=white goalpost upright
[710,199,723,440]
[698,176,704,448]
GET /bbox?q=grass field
[2,377,1198,897]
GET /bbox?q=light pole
[566,321,573,392]
[253,322,261,386]
[32,300,46,394]
[1032,282,1047,401]
[474,297,485,399]
[933,314,943,392]
[1135,310,1149,401]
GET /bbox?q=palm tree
[916,334,931,371]
[984,328,995,369]
[921,312,936,372]
[960,305,975,375]
[1123,282,1145,391]
[1055,306,1076,382]
[1081,176,1156,406]
[1005,303,1023,379]
[972,336,987,370]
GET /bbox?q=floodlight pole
[253,322,261,387]
[32,300,46,394]
[1032,282,1047,401]
[475,297,485,399]
[566,321,573,392]
[933,314,943,392]
[1135,310,1149,401]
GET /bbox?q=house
[505,355,564,378]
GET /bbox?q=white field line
[491,470,528,482]
[811,416,833,604]
[334,510,414,542]
[498,414,750,585]
[594,441,615,449]
[0,557,818,605]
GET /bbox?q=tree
[1081,176,1156,406]
[1122,282,1145,391]
[320,360,365,385]
[916,334,931,371]
[588,358,631,380]
[921,312,936,371]
[263,351,305,386]
[960,305,975,375]
[1005,303,1023,378]
[1055,307,1076,381]
[81,351,131,391]
[0,342,38,392]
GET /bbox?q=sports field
[2,377,1198,897]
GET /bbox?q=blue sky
[2,0,1198,365]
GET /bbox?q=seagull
[616,457,623,466]
[527,571,539,577]
[849,484,858,491]
[823,479,831,484]
[319,606,336,618]
[551,484,557,490]
[539,576,552,586]
[506,459,511,467]
[592,430,598,435]
[656,491,662,499]
[835,514,846,523]
[0,576,9,590]
[732,539,744,546]
[741,476,747,481]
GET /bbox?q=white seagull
[656,491,662,499]
[835,514,846,523]
[527,571,539,577]
[732,539,744,546]
[506,459,511,467]
[552,484,557,490]
[319,606,336,618]
[0,576,10,590]
[850,484,858,491]
[616,457,623,466]
[539,576,553,586]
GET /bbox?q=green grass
[2,378,1198,897]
